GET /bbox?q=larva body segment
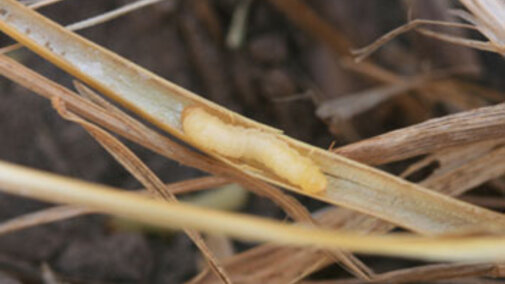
[182,107,327,194]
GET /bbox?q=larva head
[181,106,218,139]
[182,106,226,134]
[181,106,216,148]
[181,106,205,127]
[299,168,327,194]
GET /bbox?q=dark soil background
[0,0,504,283]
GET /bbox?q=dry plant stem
[427,279,503,284]
[65,0,167,31]
[70,83,320,226]
[71,93,369,279]
[0,56,370,279]
[2,0,505,237]
[41,263,62,284]
[421,144,505,197]
[328,262,505,283]
[193,84,504,282]
[0,6,504,282]
[52,99,231,284]
[264,0,405,85]
[1,0,502,280]
[316,79,425,120]
[1,0,169,54]
[183,111,365,275]
[192,142,505,283]
[0,59,490,284]
[25,0,66,9]
[0,205,92,235]
[416,28,502,54]
[0,56,273,281]
[193,209,388,283]
[0,54,308,225]
[352,19,477,61]
[0,8,504,272]
[3,162,505,262]
[291,278,505,284]
[0,176,229,237]
[263,0,480,118]
[335,102,505,165]
[226,0,252,49]
[352,1,505,60]
[458,0,505,49]
[206,235,234,259]
[0,56,298,225]
[149,176,230,195]
[316,66,477,120]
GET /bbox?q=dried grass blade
[316,66,476,120]
[0,176,230,238]
[417,28,501,54]
[374,262,505,283]
[0,54,370,279]
[40,263,63,284]
[353,0,505,58]
[24,0,67,9]
[70,80,327,229]
[2,161,505,262]
[458,0,505,48]
[352,19,477,61]
[421,143,505,196]
[335,103,505,165]
[225,0,252,49]
[1,0,169,54]
[193,140,505,283]
[1,0,505,237]
[330,262,504,283]
[0,54,316,237]
[51,99,232,284]
[152,176,231,195]
[317,79,425,120]
[0,0,273,135]
[0,205,92,235]
[261,0,406,85]
[65,0,167,31]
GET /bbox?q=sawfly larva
[182,106,327,194]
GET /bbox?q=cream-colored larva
[182,106,327,194]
